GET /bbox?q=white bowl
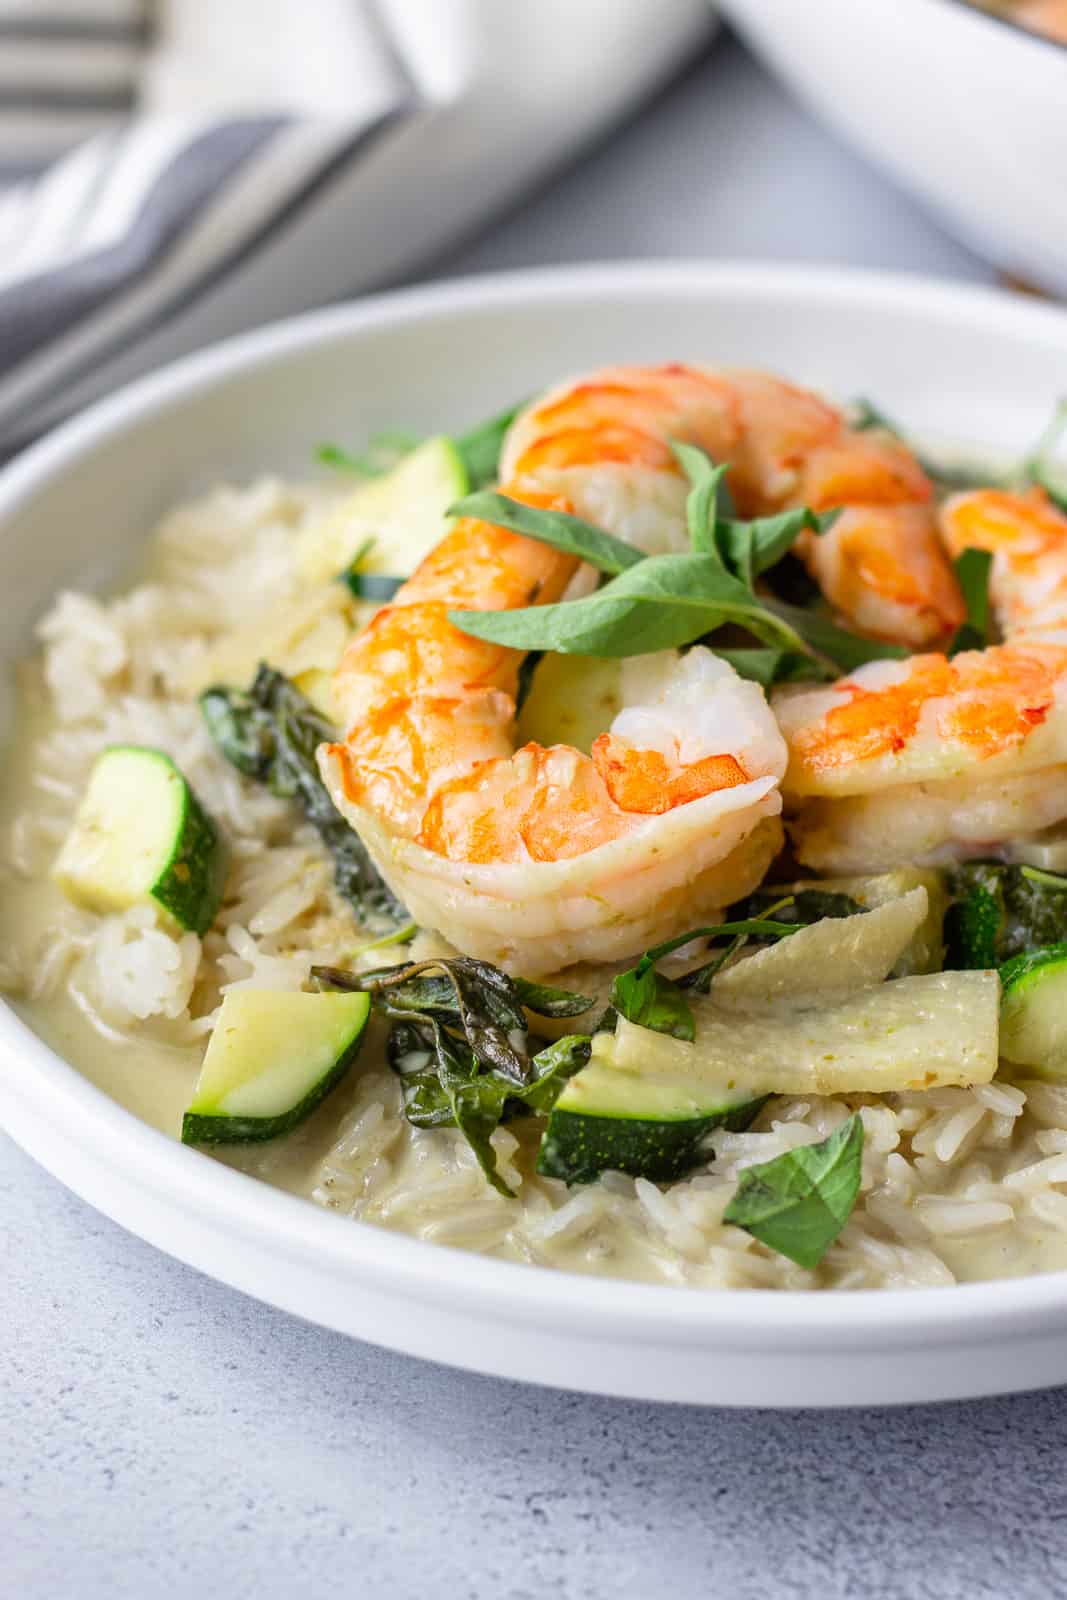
[6,262,1067,1408]
[722,0,1067,296]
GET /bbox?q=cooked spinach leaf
[200,664,406,929]
[947,547,993,657]
[944,860,1067,968]
[723,1112,864,1268]
[312,956,594,1194]
[737,887,864,925]
[454,400,527,489]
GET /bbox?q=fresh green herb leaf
[342,570,404,602]
[611,965,695,1041]
[450,549,814,659]
[512,976,597,1017]
[713,647,835,687]
[945,860,1067,968]
[718,507,840,588]
[314,955,593,1194]
[670,440,732,559]
[723,1112,865,1268]
[610,913,802,1035]
[348,922,418,958]
[739,887,863,925]
[947,547,993,657]
[522,1034,594,1114]
[1021,865,1067,892]
[200,665,406,928]
[316,431,422,477]
[763,598,909,673]
[454,400,527,489]
[515,649,543,714]
[447,489,643,575]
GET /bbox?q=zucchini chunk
[1000,943,1067,1082]
[539,969,1000,1184]
[52,745,226,934]
[945,861,1067,968]
[537,1058,764,1185]
[182,989,371,1144]
[297,436,469,585]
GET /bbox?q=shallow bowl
[722,0,1067,296]
[5,262,1067,1406]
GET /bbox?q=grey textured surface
[4,34,1054,1600]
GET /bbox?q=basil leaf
[522,1034,593,1114]
[343,570,403,602]
[316,431,422,477]
[512,976,596,1017]
[454,400,527,489]
[447,489,643,575]
[515,650,543,714]
[719,507,839,586]
[201,665,406,928]
[947,547,993,657]
[713,648,834,688]
[450,550,813,658]
[763,598,909,673]
[611,965,695,1041]
[670,440,731,559]
[723,1113,865,1268]
[610,915,802,1032]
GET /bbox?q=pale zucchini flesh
[296,436,468,585]
[1000,943,1067,1082]
[182,989,371,1144]
[52,745,226,934]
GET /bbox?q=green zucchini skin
[181,1027,367,1146]
[999,941,1067,1081]
[149,769,228,935]
[537,1097,768,1186]
[945,862,1067,968]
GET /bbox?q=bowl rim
[7,257,1067,1347]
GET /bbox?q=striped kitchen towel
[0,0,713,456]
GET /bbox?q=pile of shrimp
[318,362,1067,970]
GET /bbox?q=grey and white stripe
[0,0,713,457]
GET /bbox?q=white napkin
[0,0,712,453]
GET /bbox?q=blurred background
[3,0,1067,457]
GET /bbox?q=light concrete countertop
[7,34,1059,1600]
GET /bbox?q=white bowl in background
[722,0,1067,295]
[5,262,1067,1408]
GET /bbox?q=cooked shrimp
[501,364,964,647]
[940,486,1067,636]
[1014,0,1067,45]
[774,635,1067,871]
[318,493,786,973]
